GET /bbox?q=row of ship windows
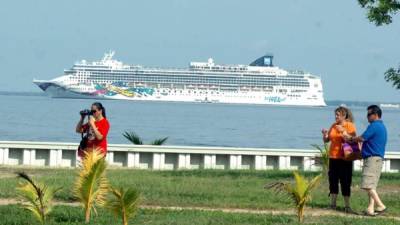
[77,79,310,87]
[157,90,286,94]
[73,71,306,80]
[76,73,307,83]
[73,68,309,77]
[77,80,310,88]
[81,78,309,84]
[73,69,307,78]
[157,91,301,98]
[161,90,221,95]
[82,77,307,84]
[154,91,303,99]
[75,75,309,82]
[89,80,309,86]
[75,70,284,77]
[191,66,248,71]
[76,79,309,92]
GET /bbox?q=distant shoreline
[0,91,45,96]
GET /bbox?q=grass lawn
[0,205,399,225]
[0,166,399,222]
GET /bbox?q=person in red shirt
[76,102,110,157]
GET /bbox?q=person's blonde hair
[335,106,354,122]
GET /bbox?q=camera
[80,109,94,116]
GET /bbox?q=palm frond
[306,174,322,192]
[74,149,109,223]
[303,174,322,202]
[293,171,308,199]
[265,171,322,223]
[150,137,168,145]
[311,143,329,158]
[106,187,140,225]
[265,181,298,207]
[123,131,143,145]
[311,143,329,173]
[16,172,60,225]
[285,184,301,206]
[264,182,285,190]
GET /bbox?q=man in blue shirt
[347,105,387,216]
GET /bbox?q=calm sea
[0,94,399,151]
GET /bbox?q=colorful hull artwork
[94,83,155,98]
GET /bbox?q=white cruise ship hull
[33,53,327,107]
[34,80,326,106]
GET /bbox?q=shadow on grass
[157,169,322,179]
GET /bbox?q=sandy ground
[0,198,398,221]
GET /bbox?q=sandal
[362,210,377,217]
[375,207,387,214]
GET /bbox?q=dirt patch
[0,172,17,179]
[0,167,18,178]
[0,198,79,206]
[0,167,57,179]
[0,198,399,221]
[0,198,19,205]
[379,184,400,195]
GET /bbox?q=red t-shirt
[79,118,110,156]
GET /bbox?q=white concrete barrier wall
[1,141,400,172]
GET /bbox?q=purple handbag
[342,142,361,161]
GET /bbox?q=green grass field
[0,167,399,224]
[0,204,399,225]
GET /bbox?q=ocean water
[0,94,399,151]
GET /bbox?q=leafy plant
[123,131,168,145]
[16,172,61,225]
[311,143,329,177]
[106,187,140,225]
[358,0,400,90]
[74,149,109,223]
[266,171,322,223]
[358,0,400,26]
[150,137,169,145]
[384,66,400,89]
[123,131,143,145]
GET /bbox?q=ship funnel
[249,54,273,67]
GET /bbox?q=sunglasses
[367,112,375,117]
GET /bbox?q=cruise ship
[34,52,326,106]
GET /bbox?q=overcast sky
[1,0,399,102]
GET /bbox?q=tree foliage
[384,66,400,89]
[358,0,400,90]
[358,0,400,25]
